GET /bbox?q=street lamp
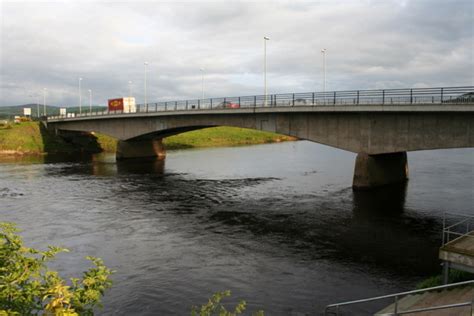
[29,94,40,118]
[78,77,83,114]
[128,81,132,99]
[88,89,92,113]
[321,48,327,96]
[263,36,270,107]
[144,62,149,112]
[43,88,47,116]
[200,68,204,99]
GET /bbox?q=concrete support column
[116,139,166,160]
[442,261,450,285]
[353,152,408,189]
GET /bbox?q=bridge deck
[47,103,474,123]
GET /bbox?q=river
[0,141,473,315]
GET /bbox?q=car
[294,98,307,105]
[217,101,240,109]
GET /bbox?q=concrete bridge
[46,86,474,189]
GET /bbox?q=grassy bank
[0,121,107,155]
[163,126,297,150]
[0,121,76,154]
[0,122,297,155]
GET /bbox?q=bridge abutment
[353,152,408,189]
[116,139,166,160]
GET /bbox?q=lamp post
[128,81,132,99]
[36,96,39,118]
[78,77,83,114]
[200,68,204,99]
[88,89,92,113]
[29,94,39,119]
[43,88,47,116]
[263,36,270,107]
[144,62,149,112]
[321,48,327,97]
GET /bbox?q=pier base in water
[353,152,408,190]
[116,139,166,160]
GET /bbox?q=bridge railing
[47,86,474,120]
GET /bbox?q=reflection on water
[0,141,472,315]
[352,183,407,216]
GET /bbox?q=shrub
[416,269,474,289]
[192,290,264,316]
[0,222,113,315]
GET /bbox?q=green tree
[0,222,113,315]
[192,290,264,316]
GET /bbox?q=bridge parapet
[47,86,474,121]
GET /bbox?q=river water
[0,141,473,315]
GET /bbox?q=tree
[0,222,113,315]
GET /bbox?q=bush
[0,222,113,315]
[416,269,474,289]
[192,290,264,316]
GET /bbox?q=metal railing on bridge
[48,86,474,120]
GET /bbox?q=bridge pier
[116,139,166,160]
[353,152,408,190]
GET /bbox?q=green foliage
[0,222,113,315]
[416,269,474,289]
[192,290,264,316]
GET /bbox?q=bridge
[46,86,474,189]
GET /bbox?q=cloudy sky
[0,0,473,107]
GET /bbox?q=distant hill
[0,104,106,119]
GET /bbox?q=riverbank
[0,122,297,155]
[0,121,80,155]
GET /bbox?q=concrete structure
[440,232,474,274]
[440,213,474,284]
[47,103,474,189]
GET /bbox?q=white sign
[23,108,31,116]
[60,108,67,116]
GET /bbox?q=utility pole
[321,48,327,101]
[43,88,47,116]
[144,62,149,112]
[79,77,83,114]
[264,36,270,106]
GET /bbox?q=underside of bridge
[47,107,474,190]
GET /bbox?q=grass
[0,122,95,154]
[0,123,297,155]
[0,121,49,154]
[80,126,296,152]
[94,132,118,152]
[416,270,474,289]
[163,126,297,150]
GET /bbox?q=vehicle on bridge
[108,97,137,113]
[217,101,240,109]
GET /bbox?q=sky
[0,0,473,107]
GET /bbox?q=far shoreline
[0,122,298,158]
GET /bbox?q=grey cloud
[0,0,472,107]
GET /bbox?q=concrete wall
[48,109,474,155]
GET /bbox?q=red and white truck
[108,97,136,113]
